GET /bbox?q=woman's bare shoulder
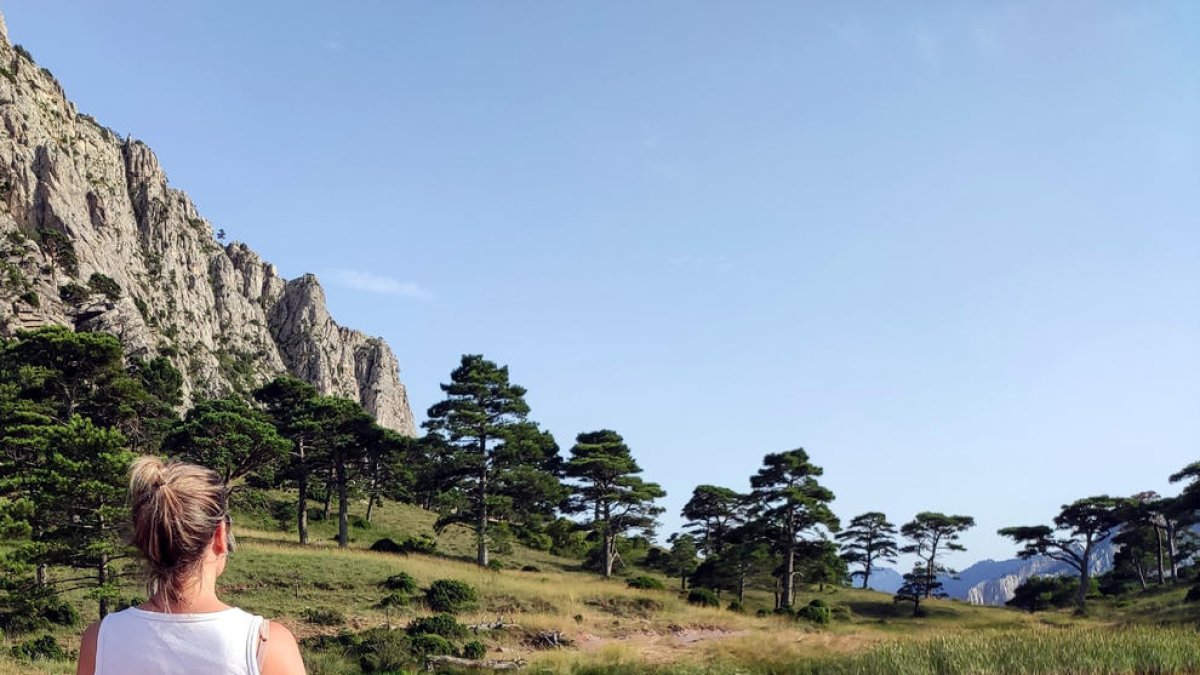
[260,620,306,675]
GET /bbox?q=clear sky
[5,1,1198,568]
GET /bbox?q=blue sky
[5,1,1198,567]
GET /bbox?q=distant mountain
[864,567,904,594]
[869,542,1119,606]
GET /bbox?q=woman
[76,457,306,675]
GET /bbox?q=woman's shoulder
[259,620,305,675]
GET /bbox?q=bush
[487,559,504,572]
[370,535,437,556]
[798,600,831,624]
[87,272,121,300]
[626,575,666,590]
[756,608,771,617]
[521,565,541,573]
[10,635,65,661]
[18,291,39,308]
[406,613,466,639]
[353,627,412,673]
[409,634,456,658]
[831,605,852,622]
[727,600,745,613]
[1185,585,1200,603]
[426,579,477,613]
[687,588,720,607]
[461,640,487,660]
[380,572,418,594]
[303,608,346,626]
[376,593,410,610]
[59,282,90,304]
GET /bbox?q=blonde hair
[128,456,230,609]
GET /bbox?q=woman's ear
[212,519,228,556]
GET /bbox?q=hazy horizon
[4,0,1197,569]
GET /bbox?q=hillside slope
[0,11,415,433]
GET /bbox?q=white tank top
[94,606,265,675]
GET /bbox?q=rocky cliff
[0,12,416,434]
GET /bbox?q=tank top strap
[245,612,267,675]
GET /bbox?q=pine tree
[748,448,839,609]
[681,485,744,557]
[423,355,535,567]
[564,430,665,577]
[836,512,899,589]
[165,396,291,487]
[900,512,974,599]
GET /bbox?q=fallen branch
[425,655,526,671]
[467,618,524,633]
[528,630,573,649]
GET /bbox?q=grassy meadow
[4,497,1200,674]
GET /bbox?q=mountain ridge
[0,10,416,434]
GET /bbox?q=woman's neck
[143,564,228,613]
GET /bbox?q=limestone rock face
[0,14,415,435]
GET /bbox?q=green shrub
[375,592,411,610]
[303,608,346,626]
[727,600,745,613]
[87,272,121,300]
[400,534,438,555]
[59,282,90,304]
[521,565,541,573]
[687,588,720,607]
[406,613,466,639]
[831,605,852,622]
[409,634,456,658]
[487,559,504,572]
[461,640,487,660]
[626,575,666,590]
[353,627,412,673]
[10,635,65,661]
[426,579,477,613]
[1186,585,1200,603]
[798,599,831,624]
[18,291,39,308]
[381,572,418,594]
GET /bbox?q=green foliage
[36,228,77,275]
[165,396,291,486]
[18,291,40,308]
[837,511,899,588]
[424,354,563,568]
[461,639,487,660]
[369,533,437,555]
[798,599,831,624]
[303,607,346,626]
[726,600,744,612]
[409,634,456,658]
[627,575,666,590]
[425,579,478,613]
[380,572,418,594]
[687,588,720,607]
[58,281,90,304]
[1186,585,1200,603]
[9,634,65,661]
[902,512,975,603]
[1007,575,1080,613]
[564,429,666,577]
[749,448,839,606]
[406,613,467,639]
[87,272,121,301]
[682,484,744,556]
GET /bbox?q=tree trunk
[1076,542,1092,610]
[737,573,746,605]
[1133,557,1147,590]
[477,437,489,568]
[862,560,871,590]
[781,544,795,609]
[98,509,110,618]
[297,439,309,545]
[1155,526,1165,585]
[925,557,936,598]
[336,456,349,548]
[1167,521,1179,582]
[323,474,333,520]
[98,551,109,619]
[603,532,616,578]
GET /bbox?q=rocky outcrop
[0,12,415,434]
